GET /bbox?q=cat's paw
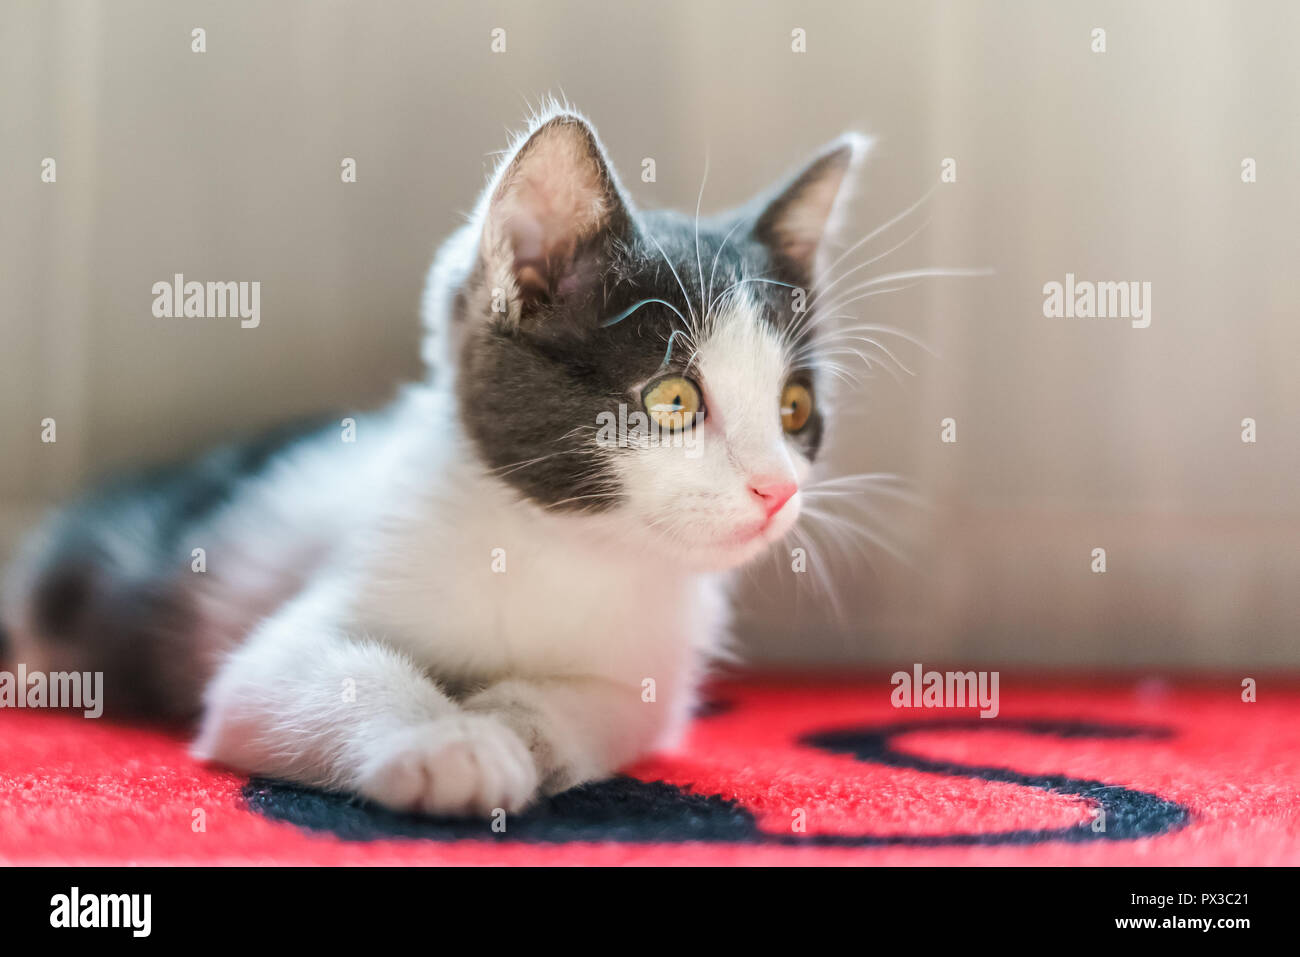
[356,714,538,817]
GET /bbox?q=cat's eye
[780,382,813,434]
[642,376,703,431]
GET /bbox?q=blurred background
[2,0,1297,670]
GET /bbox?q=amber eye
[642,376,703,431]
[780,382,813,433]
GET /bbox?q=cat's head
[424,107,866,572]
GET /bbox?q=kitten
[1,106,865,816]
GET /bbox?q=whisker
[813,267,992,319]
[486,447,597,478]
[806,320,939,358]
[642,228,700,332]
[711,276,800,325]
[658,327,695,370]
[809,215,933,308]
[798,507,880,578]
[812,183,939,290]
[544,490,624,511]
[784,523,848,625]
[801,504,913,567]
[785,284,922,347]
[602,297,691,329]
[694,149,710,329]
[803,486,930,509]
[705,217,747,321]
[815,359,868,386]
[801,335,918,377]
[804,471,915,488]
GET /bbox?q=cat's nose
[750,480,797,519]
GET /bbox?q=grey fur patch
[456,208,828,509]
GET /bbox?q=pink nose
[750,480,797,520]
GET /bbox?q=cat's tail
[2,417,347,724]
[2,525,209,723]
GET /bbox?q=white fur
[187,112,849,815]
[614,294,810,571]
[0,111,865,819]
[1,105,859,817]
[190,380,738,813]
[189,289,814,815]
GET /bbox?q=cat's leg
[463,676,675,796]
[191,588,538,816]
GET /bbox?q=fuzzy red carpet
[1,673,1296,865]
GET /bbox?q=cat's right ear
[478,113,632,323]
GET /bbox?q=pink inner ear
[505,212,551,296]
[772,174,848,266]
[505,203,582,299]
[490,122,612,301]
[756,138,861,277]
[776,235,818,268]
[510,211,545,263]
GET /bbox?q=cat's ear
[479,113,631,321]
[752,133,870,284]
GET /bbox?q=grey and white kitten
[1,107,865,815]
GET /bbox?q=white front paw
[356,714,538,817]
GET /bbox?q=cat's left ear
[479,113,632,323]
[751,133,870,284]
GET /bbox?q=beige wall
[2,1,1297,667]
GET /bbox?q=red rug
[1,673,1296,865]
